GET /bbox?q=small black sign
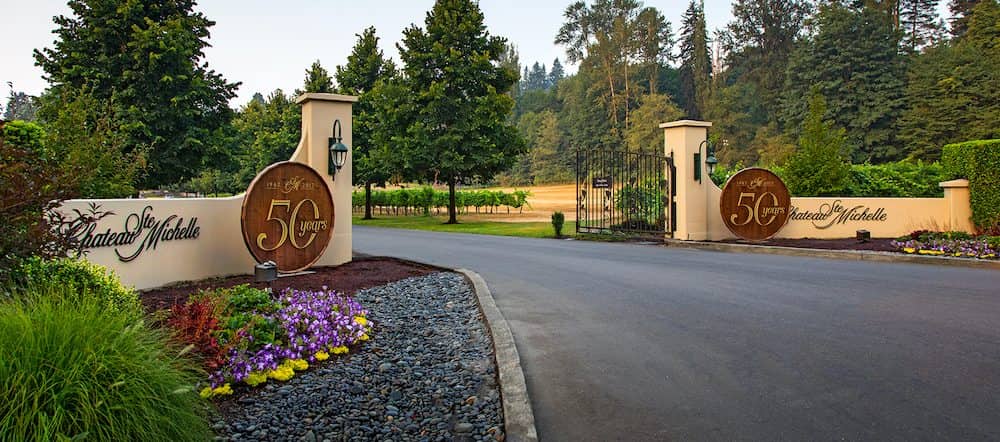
[593,176,612,188]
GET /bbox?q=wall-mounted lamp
[328,119,349,177]
[695,140,719,183]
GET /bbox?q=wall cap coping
[939,178,969,188]
[295,93,359,104]
[659,120,712,129]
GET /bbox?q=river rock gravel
[216,272,503,442]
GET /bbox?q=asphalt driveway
[354,226,1000,441]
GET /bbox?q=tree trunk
[447,177,458,224]
[363,182,373,219]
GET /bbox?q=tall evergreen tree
[781,3,907,162]
[301,60,334,93]
[678,0,712,119]
[548,58,566,88]
[900,0,1000,160]
[901,0,944,52]
[784,88,850,196]
[34,0,238,187]
[723,0,810,112]
[397,0,526,224]
[500,44,522,102]
[3,83,39,121]
[950,0,983,37]
[335,27,397,220]
[526,62,549,91]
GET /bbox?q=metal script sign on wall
[720,168,792,240]
[241,162,334,272]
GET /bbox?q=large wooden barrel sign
[720,168,791,240]
[241,162,334,272]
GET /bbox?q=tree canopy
[34,0,238,187]
[396,0,526,223]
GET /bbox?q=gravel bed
[216,272,503,442]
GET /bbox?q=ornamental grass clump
[0,288,210,441]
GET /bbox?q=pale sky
[4,1,753,107]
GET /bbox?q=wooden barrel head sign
[241,162,334,272]
[720,168,791,241]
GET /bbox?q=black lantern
[705,149,718,177]
[328,119,349,176]
[695,140,719,183]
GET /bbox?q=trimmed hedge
[942,139,1000,233]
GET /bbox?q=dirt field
[477,183,577,222]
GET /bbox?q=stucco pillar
[660,120,712,240]
[940,179,975,233]
[294,93,358,267]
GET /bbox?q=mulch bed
[717,237,899,252]
[140,257,444,313]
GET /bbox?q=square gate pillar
[660,120,712,241]
[294,93,358,267]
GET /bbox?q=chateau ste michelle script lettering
[789,200,888,229]
[74,206,201,262]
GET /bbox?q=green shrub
[17,257,141,318]
[551,211,565,237]
[844,161,947,198]
[0,291,211,441]
[942,139,1000,232]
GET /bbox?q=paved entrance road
[354,227,1000,441]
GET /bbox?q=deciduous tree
[397,0,526,224]
[34,0,238,188]
[335,27,397,219]
[301,60,334,93]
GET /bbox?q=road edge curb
[455,268,539,442]
[663,240,1000,270]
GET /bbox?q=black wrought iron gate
[576,148,675,236]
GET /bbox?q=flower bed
[166,284,372,397]
[891,231,1000,259]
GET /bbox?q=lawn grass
[353,215,557,239]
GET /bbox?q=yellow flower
[360,333,370,341]
[902,247,916,253]
[199,387,214,399]
[212,383,233,396]
[918,249,944,255]
[331,346,349,355]
[267,365,295,381]
[354,316,368,326]
[289,359,309,371]
[245,372,268,387]
[314,350,329,361]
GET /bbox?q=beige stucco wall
[59,93,356,290]
[663,120,975,241]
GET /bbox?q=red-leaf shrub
[168,299,223,371]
